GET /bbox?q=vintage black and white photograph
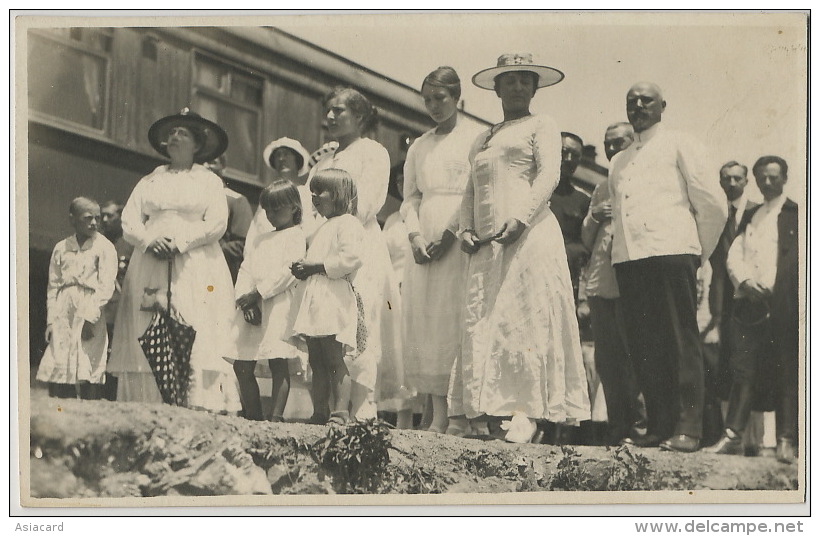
[13,10,808,508]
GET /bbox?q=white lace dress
[448,114,591,423]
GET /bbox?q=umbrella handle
[167,259,173,312]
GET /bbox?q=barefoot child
[37,197,118,399]
[290,169,365,425]
[229,180,307,421]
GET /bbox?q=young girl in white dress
[290,169,365,425]
[37,197,118,399]
[228,180,307,422]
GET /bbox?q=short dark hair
[310,168,358,217]
[422,66,462,101]
[100,199,124,211]
[493,70,540,95]
[752,155,788,179]
[323,86,378,135]
[719,160,748,177]
[561,131,584,148]
[259,180,303,225]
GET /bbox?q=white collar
[730,193,747,211]
[762,193,787,213]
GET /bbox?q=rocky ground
[27,396,801,500]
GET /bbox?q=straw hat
[262,137,311,176]
[148,107,229,164]
[472,53,564,90]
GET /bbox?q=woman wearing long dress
[108,108,241,413]
[450,54,590,442]
[308,87,405,420]
[401,67,484,434]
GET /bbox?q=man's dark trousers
[615,254,704,440]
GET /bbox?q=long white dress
[448,114,591,423]
[308,138,405,401]
[289,214,364,353]
[228,225,306,363]
[400,121,483,396]
[108,164,241,413]
[36,233,118,385]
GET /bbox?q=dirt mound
[27,397,800,500]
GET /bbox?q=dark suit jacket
[736,198,799,356]
[709,198,759,322]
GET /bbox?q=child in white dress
[37,197,118,399]
[290,169,365,425]
[228,181,307,421]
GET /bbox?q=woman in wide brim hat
[471,52,564,91]
[109,108,241,414]
[449,53,590,442]
[147,107,229,164]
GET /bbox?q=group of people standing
[35,53,800,460]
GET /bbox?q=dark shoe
[776,439,796,464]
[307,413,329,425]
[659,434,700,453]
[704,433,743,455]
[621,434,662,448]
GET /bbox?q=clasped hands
[148,236,179,260]
[290,260,324,280]
[460,218,525,254]
[410,229,457,264]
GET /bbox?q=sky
[278,11,807,200]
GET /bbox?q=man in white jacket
[610,82,727,453]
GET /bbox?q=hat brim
[148,114,229,164]
[472,65,565,90]
[262,138,311,176]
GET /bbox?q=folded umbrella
[138,259,196,406]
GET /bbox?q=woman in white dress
[308,87,405,420]
[108,108,241,413]
[401,67,484,434]
[450,54,590,442]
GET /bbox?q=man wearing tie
[706,156,799,463]
[704,162,765,449]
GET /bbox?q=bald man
[609,82,727,452]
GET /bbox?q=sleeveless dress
[448,114,591,423]
[108,164,241,413]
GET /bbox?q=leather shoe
[659,434,700,453]
[776,439,796,464]
[620,434,662,448]
[704,433,743,455]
